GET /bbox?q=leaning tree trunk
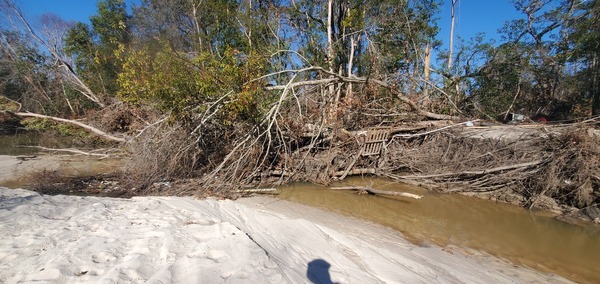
[10,112,126,143]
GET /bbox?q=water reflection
[0,131,41,155]
[280,177,600,283]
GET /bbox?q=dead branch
[330,186,422,199]
[398,160,544,179]
[333,168,376,176]
[264,66,460,121]
[391,120,480,139]
[389,125,428,134]
[10,111,126,142]
[234,188,278,194]
[19,146,112,158]
[338,147,363,180]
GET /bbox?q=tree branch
[9,111,126,143]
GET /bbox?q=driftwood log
[330,186,422,199]
[234,188,278,194]
[18,146,112,158]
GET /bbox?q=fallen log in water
[235,188,279,194]
[19,146,112,158]
[330,186,422,199]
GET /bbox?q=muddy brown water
[278,178,600,283]
[0,132,122,189]
[0,131,42,155]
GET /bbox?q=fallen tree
[5,111,126,143]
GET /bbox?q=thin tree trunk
[191,0,204,49]
[327,0,334,74]
[346,32,359,102]
[326,0,337,121]
[447,0,457,70]
[423,42,431,104]
[11,112,126,142]
[504,77,522,121]
[61,79,75,115]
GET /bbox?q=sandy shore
[0,154,121,188]
[0,187,571,283]
[0,155,62,186]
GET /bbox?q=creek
[0,132,121,189]
[0,131,42,155]
[278,178,600,283]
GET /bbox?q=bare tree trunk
[447,0,457,70]
[11,112,126,142]
[504,77,522,121]
[61,79,76,115]
[327,0,335,74]
[593,90,600,116]
[326,0,337,121]
[346,34,356,101]
[191,0,204,49]
[423,42,431,104]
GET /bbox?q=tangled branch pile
[385,124,600,214]
[115,60,599,223]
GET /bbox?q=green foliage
[564,0,600,115]
[64,0,130,96]
[369,0,441,74]
[118,45,269,123]
[64,23,94,61]
[0,30,76,116]
[21,118,90,138]
[470,43,526,115]
[469,0,600,119]
[0,96,20,111]
[90,0,129,49]
[132,0,246,54]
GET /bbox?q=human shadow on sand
[307,259,339,284]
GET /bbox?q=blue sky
[19,0,520,51]
[19,0,141,24]
[437,0,518,46]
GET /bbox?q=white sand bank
[0,187,570,283]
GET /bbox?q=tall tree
[447,0,457,70]
[470,0,599,119]
[65,0,130,96]
[1,0,102,110]
[565,0,600,115]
